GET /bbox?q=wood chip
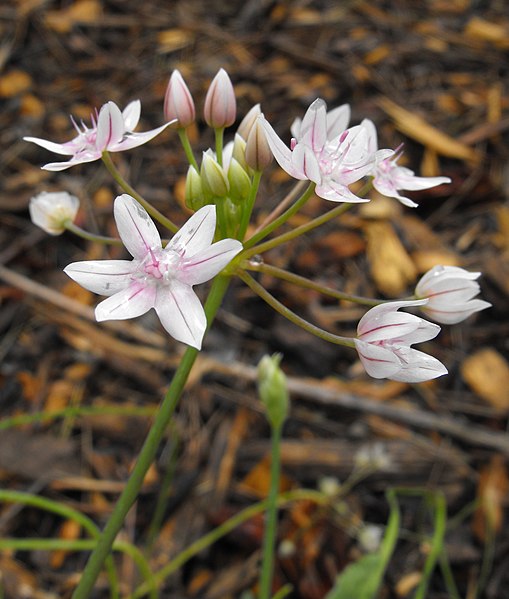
[461,348,509,411]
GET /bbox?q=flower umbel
[64,194,242,349]
[354,300,447,382]
[29,191,80,235]
[415,265,491,324]
[24,100,173,171]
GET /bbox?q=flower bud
[228,157,252,204]
[245,117,273,171]
[203,68,236,128]
[185,165,204,210]
[415,265,491,324]
[258,353,289,429]
[29,191,79,235]
[200,152,229,197]
[164,70,196,128]
[231,133,249,172]
[237,103,261,140]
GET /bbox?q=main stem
[258,424,282,599]
[72,275,231,599]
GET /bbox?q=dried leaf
[364,221,416,296]
[50,520,81,569]
[379,97,480,162]
[0,69,32,97]
[461,348,509,411]
[472,455,509,541]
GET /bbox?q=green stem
[439,550,461,599]
[243,202,351,259]
[238,171,262,241]
[130,489,326,598]
[242,261,381,306]
[215,127,225,166]
[72,275,232,599]
[243,180,373,258]
[271,585,293,599]
[0,538,156,599]
[243,183,316,250]
[0,490,119,599]
[259,424,283,599]
[177,128,199,171]
[101,152,178,234]
[250,180,307,238]
[237,271,355,348]
[65,222,123,246]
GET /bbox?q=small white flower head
[24,100,174,171]
[64,195,242,349]
[415,265,491,324]
[29,191,79,235]
[354,442,392,471]
[164,69,196,128]
[357,524,384,553]
[203,68,236,129]
[354,300,448,383]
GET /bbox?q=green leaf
[325,553,384,599]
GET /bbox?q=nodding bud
[237,104,261,140]
[258,353,289,429]
[203,68,236,129]
[164,70,196,128]
[200,152,229,197]
[185,165,204,210]
[29,191,80,235]
[245,117,273,171]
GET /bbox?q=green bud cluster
[257,353,289,430]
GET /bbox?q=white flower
[415,265,491,324]
[64,195,243,349]
[29,191,79,235]
[354,300,447,383]
[24,100,173,171]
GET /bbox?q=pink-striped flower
[415,265,491,324]
[203,68,236,129]
[260,99,391,203]
[164,70,196,128]
[64,195,242,349]
[354,300,447,382]
[363,120,451,207]
[24,100,173,171]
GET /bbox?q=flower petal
[315,180,369,203]
[167,205,217,256]
[64,259,135,295]
[181,238,243,285]
[114,194,161,260]
[354,339,401,380]
[154,280,207,349]
[389,347,448,383]
[23,136,75,156]
[299,99,328,153]
[96,101,125,150]
[259,117,304,179]
[42,152,101,171]
[392,167,451,191]
[110,123,173,152]
[422,299,492,325]
[291,143,321,184]
[95,282,155,321]
[326,104,350,139]
[122,100,141,131]
[357,300,427,337]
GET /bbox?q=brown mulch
[0,1,509,598]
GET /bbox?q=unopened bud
[245,117,273,171]
[237,104,261,140]
[185,165,204,210]
[258,353,289,429]
[200,152,229,197]
[164,70,196,129]
[232,133,249,172]
[29,191,79,235]
[203,68,236,128]
[228,158,252,204]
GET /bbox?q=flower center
[140,248,183,285]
